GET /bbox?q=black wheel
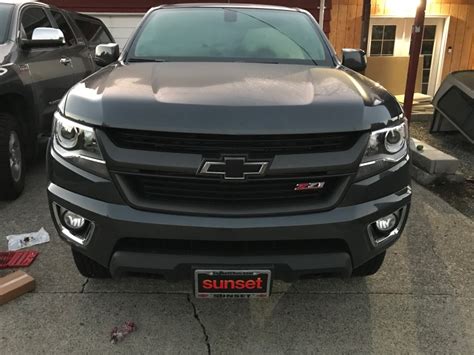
[0,113,25,200]
[72,248,111,278]
[352,251,386,277]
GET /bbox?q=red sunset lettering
[202,278,264,290]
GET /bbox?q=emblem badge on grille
[294,182,325,191]
[199,157,269,180]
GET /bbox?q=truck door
[16,5,76,133]
[50,9,94,80]
[71,14,116,71]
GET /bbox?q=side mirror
[341,49,367,73]
[94,43,120,67]
[21,28,65,48]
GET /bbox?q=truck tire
[352,251,386,276]
[0,113,25,200]
[72,248,111,278]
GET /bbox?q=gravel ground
[410,119,474,219]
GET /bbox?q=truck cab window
[51,10,76,46]
[74,17,112,45]
[21,7,52,40]
[0,4,13,44]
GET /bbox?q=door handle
[60,57,72,66]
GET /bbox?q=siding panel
[459,3,474,69]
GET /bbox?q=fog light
[375,214,397,232]
[62,211,86,231]
[53,203,95,246]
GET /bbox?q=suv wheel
[0,113,25,200]
[72,248,111,278]
[352,251,386,276]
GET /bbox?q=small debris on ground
[110,321,137,344]
[6,228,50,251]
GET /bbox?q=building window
[370,25,396,56]
[421,25,436,94]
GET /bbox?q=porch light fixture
[385,0,422,16]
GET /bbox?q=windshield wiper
[127,58,167,63]
[234,59,282,64]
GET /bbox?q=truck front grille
[106,129,360,155]
[104,130,363,216]
[115,238,349,256]
[112,171,351,216]
[117,172,343,202]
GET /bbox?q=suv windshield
[128,8,332,66]
[0,4,13,44]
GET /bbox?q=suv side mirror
[341,49,367,73]
[94,43,120,67]
[21,28,65,48]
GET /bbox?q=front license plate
[194,269,271,299]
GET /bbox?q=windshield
[128,8,332,66]
[0,4,13,44]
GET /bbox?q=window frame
[369,24,396,57]
[49,8,79,47]
[71,14,114,46]
[18,5,54,42]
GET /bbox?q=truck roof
[0,0,42,6]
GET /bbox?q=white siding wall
[87,14,145,49]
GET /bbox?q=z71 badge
[294,182,325,191]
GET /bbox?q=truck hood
[64,62,401,134]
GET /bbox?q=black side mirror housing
[94,43,120,67]
[341,49,367,73]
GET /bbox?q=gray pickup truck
[0,0,114,199]
[47,4,411,298]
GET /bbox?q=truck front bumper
[48,181,411,281]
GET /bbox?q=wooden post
[360,0,371,52]
[403,0,427,123]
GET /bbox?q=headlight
[385,125,406,153]
[52,112,109,178]
[56,119,79,149]
[357,120,408,179]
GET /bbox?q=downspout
[360,0,371,52]
[319,0,326,31]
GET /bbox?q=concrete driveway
[1,160,473,354]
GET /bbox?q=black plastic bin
[431,70,474,143]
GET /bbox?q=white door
[368,17,446,96]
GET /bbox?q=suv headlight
[52,112,109,178]
[357,120,408,179]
